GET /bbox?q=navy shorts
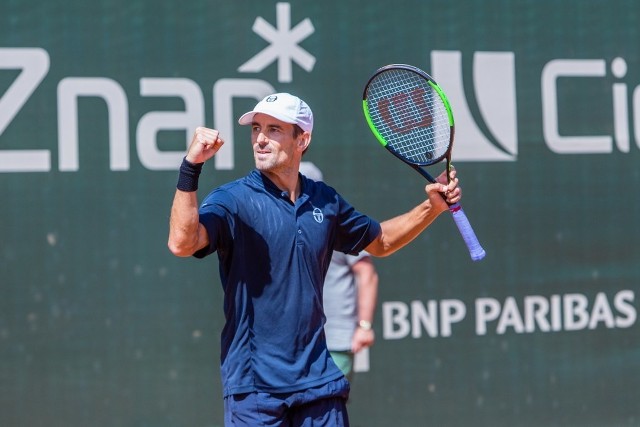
[223,377,350,426]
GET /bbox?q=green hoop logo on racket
[431,50,518,161]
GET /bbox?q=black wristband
[176,157,204,192]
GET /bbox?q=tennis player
[168,93,461,426]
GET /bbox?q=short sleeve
[193,188,236,259]
[333,193,381,255]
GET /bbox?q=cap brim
[237,111,254,126]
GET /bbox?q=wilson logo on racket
[378,88,433,134]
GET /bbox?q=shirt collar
[247,169,311,206]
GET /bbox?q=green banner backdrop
[1,1,639,426]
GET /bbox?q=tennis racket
[362,64,486,261]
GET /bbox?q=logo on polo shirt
[312,208,323,223]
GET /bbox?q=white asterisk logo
[238,2,316,83]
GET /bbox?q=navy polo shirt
[194,170,381,397]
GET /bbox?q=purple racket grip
[448,203,486,261]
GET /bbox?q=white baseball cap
[238,93,314,133]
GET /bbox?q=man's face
[250,113,301,174]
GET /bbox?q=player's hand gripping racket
[362,64,486,261]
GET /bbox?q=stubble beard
[254,152,278,172]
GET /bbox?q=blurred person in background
[299,161,379,383]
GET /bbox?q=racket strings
[366,69,451,165]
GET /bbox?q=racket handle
[448,203,486,261]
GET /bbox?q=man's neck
[261,168,301,203]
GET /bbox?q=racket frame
[362,63,486,261]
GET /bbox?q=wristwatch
[358,320,372,331]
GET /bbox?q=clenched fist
[185,127,225,164]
